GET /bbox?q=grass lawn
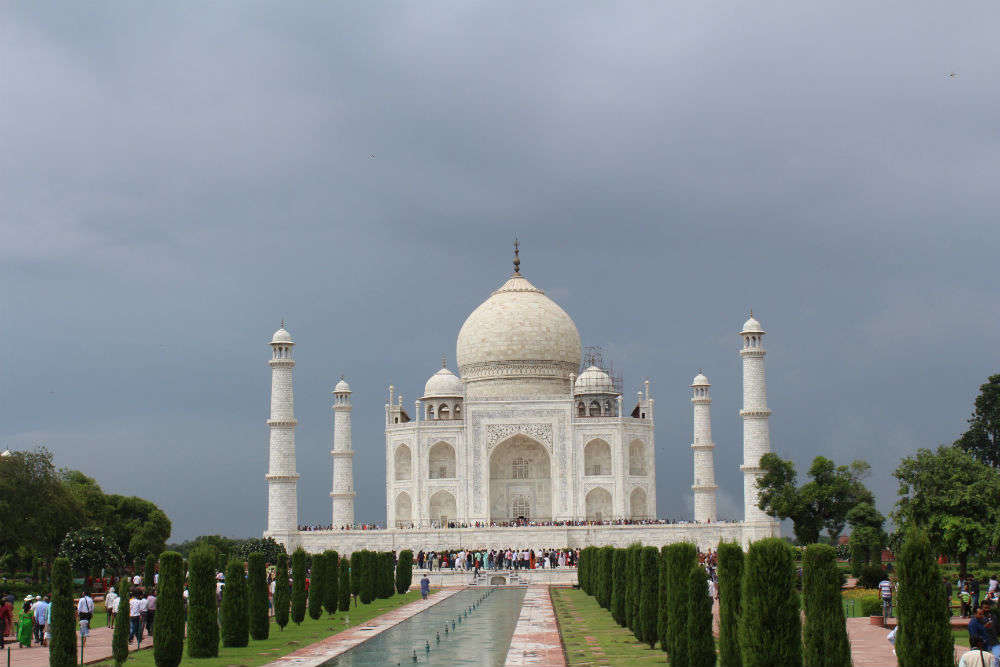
[551,587,667,666]
[90,591,424,667]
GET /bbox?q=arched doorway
[394,444,412,480]
[585,487,612,522]
[629,487,648,519]
[395,492,412,527]
[428,441,456,479]
[489,435,551,523]
[583,439,611,476]
[429,490,457,527]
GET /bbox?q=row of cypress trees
[580,530,951,667]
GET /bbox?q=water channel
[322,587,526,667]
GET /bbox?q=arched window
[438,404,450,420]
[577,402,586,417]
[589,401,601,417]
[511,496,530,519]
[454,404,462,419]
[511,457,529,479]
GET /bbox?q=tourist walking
[0,596,12,649]
[958,638,996,667]
[420,574,430,600]
[16,598,33,648]
[105,586,118,629]
[77,589,94,652]
[128,590,143,645]
[33,595,49,646]
[145,589,156,635]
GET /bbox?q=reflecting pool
[323,587,525,666]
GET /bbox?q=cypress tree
[738,537,801,667]
[665,542,698,667]
[274,553,290,630]
[351,549,365,606]
[323,551,339,615]
[338,559,351,611]
[221,559,249,647]
[895,528,953,666]
[716,541,743,667]
[377,552,389,599]
[308,552,325,620]
[247,552,269,640]
[187,546,219,657]
[610,548,626,625]
[143,553,157,591]
[599,546,614,609]
[49,557,77,667]
[657,546,669,653]
[396,550,413,595]
[153,551,185,667]
[687,565,716,667]
[291,548,307,625]
[360,551,375,604]
[638,546,660,647]
[802,544,850,667]
[385,552,396,597]
[112,577,131,666]
[623,544,638,630]
[631,545,645,633]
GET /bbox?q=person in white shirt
[145,591,156,636]
[105,589,118,629]
[990,576,998,595]
[128,593,143,645]
[76,591,95,651]
[959,639,996,667]
[132,574,142,586]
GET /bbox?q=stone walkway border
[262,588,460,667]
[505,586,566,666]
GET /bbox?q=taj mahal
[264,246,780,555]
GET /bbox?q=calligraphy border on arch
[485,423,554,452]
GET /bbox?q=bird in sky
[947,72,959,78]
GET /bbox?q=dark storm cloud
[2,2,998,538]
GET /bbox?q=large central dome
[456,272,582,400]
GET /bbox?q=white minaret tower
[691,371,718,522]
[265,322,299,536]
[330,376,355,528]
[740,312,775,526]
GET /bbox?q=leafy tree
[802,544,851,667]
[955,373,1000,468]
[665,542,698,667]
[687,565,716,667]
[848,501,886,575]
[657,546,669,653]
[112,577,131,665]
[757,453,874,543]
[0,448,82,558]
[221,559,249,647]
[338,558,351,611]
[738,538,801,667]
[716,542,743,667]
[143,553,157,591]
[274,553,290,630]
[396,550,413,595]
[893,445,1000,577]
[167,535,237,560]
[187,546,219,657]
[308,552,325,619]
[232,537,286,564]
[610,548,626,625]
[248,552,269,640]
[153,551,185,667]
[58,527,123,576]
[323,551,340,614]
[49,557,77,667]
[895,528,953,666]
[291,548,307,625]
[638,546,660,648]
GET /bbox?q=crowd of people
[416,548,579,571]
[301,517,738,532]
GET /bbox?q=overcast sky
[2,3,998,540]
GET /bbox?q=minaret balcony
[267,418,298,426]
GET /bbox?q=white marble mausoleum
[264,247,780,554]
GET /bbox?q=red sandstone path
[505,586,565,666]
[5,627,154,666]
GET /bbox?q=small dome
[574,365,615,395]
[334,378,351,393]
[271,326,293,343]
[423,367,464,399]
[691,372,710,387]
[741,315,763,334]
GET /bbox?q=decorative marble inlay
[486,423,554,452]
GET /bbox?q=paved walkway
[262,589,460,667]
[505,586,565,666]
[6,626,153,666]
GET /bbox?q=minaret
[691,372,717,522]
[740,312,774,525]
[330,376,355,528]
[265,322,299,536]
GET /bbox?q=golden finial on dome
[442,354,447,369]
[513,237,520,275]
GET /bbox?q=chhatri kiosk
[264,247,779,554]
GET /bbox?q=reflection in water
[323,588,525,667]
